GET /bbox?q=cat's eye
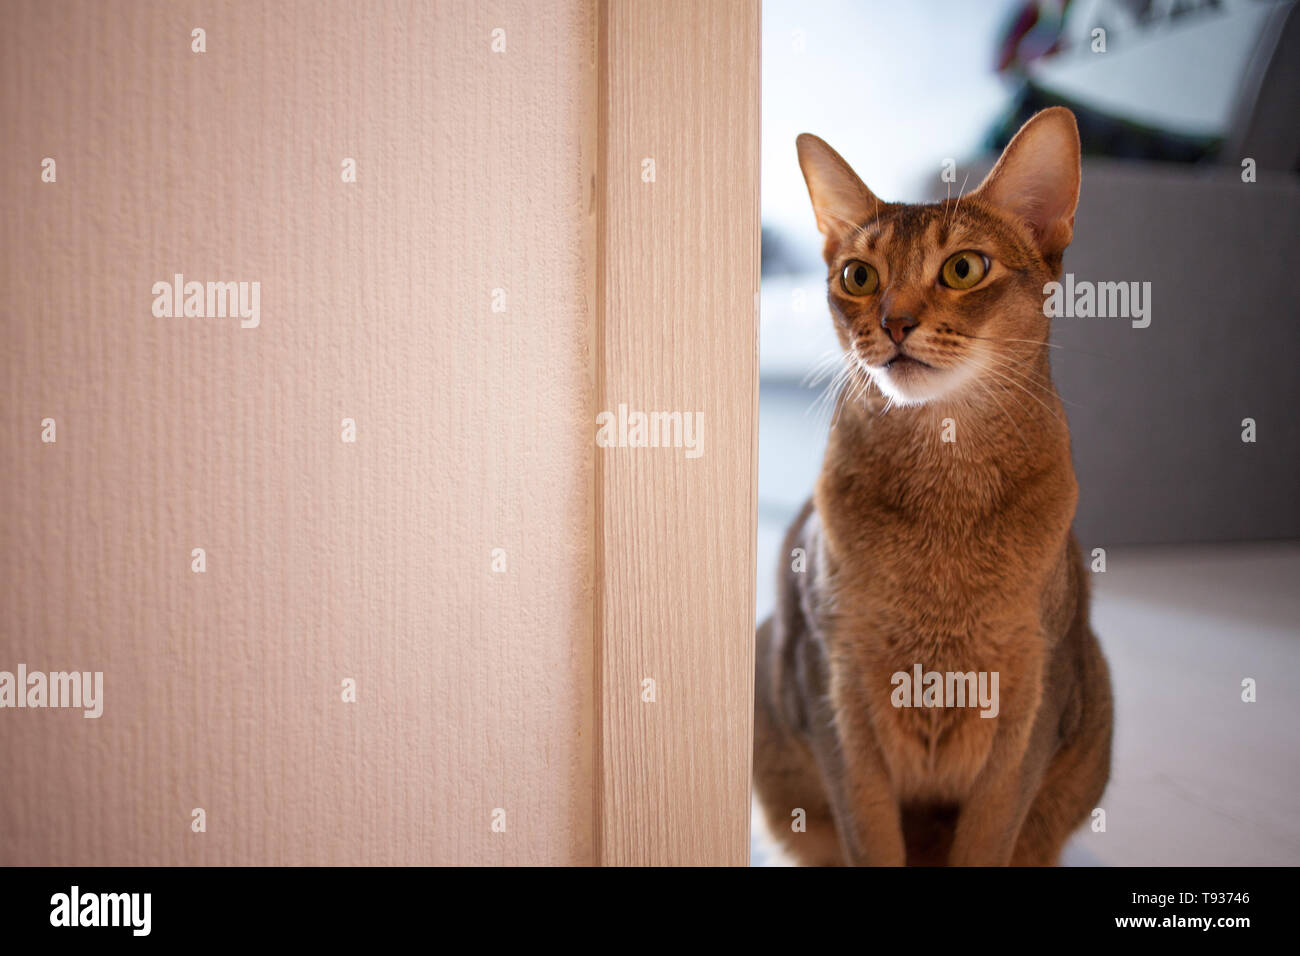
[940,251,989,290]
[840,260,879,296]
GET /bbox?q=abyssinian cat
[753,108,1112,866]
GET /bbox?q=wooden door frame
[592,0,761,866]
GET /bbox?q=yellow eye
[940,251,989,290]
[840,260,879,295]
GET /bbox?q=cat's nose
[882,315,919,344]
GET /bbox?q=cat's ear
[973,107,1081,264]
[797,134,882,261]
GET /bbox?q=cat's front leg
[947,710,1042,866]
[807,694,907,866]
[947,621,1057,865]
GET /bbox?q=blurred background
[756,0,1299,865]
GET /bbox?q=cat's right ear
[796,134,881,262]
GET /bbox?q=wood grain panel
[0,0,597,865]
[595,0,760,866]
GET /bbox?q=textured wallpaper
[0,0,597,865]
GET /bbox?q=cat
[753,108,1113,866]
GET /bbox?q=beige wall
[1,0,759,867]
[0,0,597,865]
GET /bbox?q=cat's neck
[818,352,1073,524]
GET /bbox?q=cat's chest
[833,515,1014,630]
[878,688,1000,802]
[834,611,1017,802]
[820,534,1041,801]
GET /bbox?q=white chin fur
[867,361,975,407]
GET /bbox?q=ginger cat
[754,108,1112,866]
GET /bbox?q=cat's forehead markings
[852,209,929,260]
[851,205,988,261]
[912,207,999,249]
[851,218,889,251]
[934,212,954,247]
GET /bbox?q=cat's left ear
[797,133,884,262]
[973,107,1081,264]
